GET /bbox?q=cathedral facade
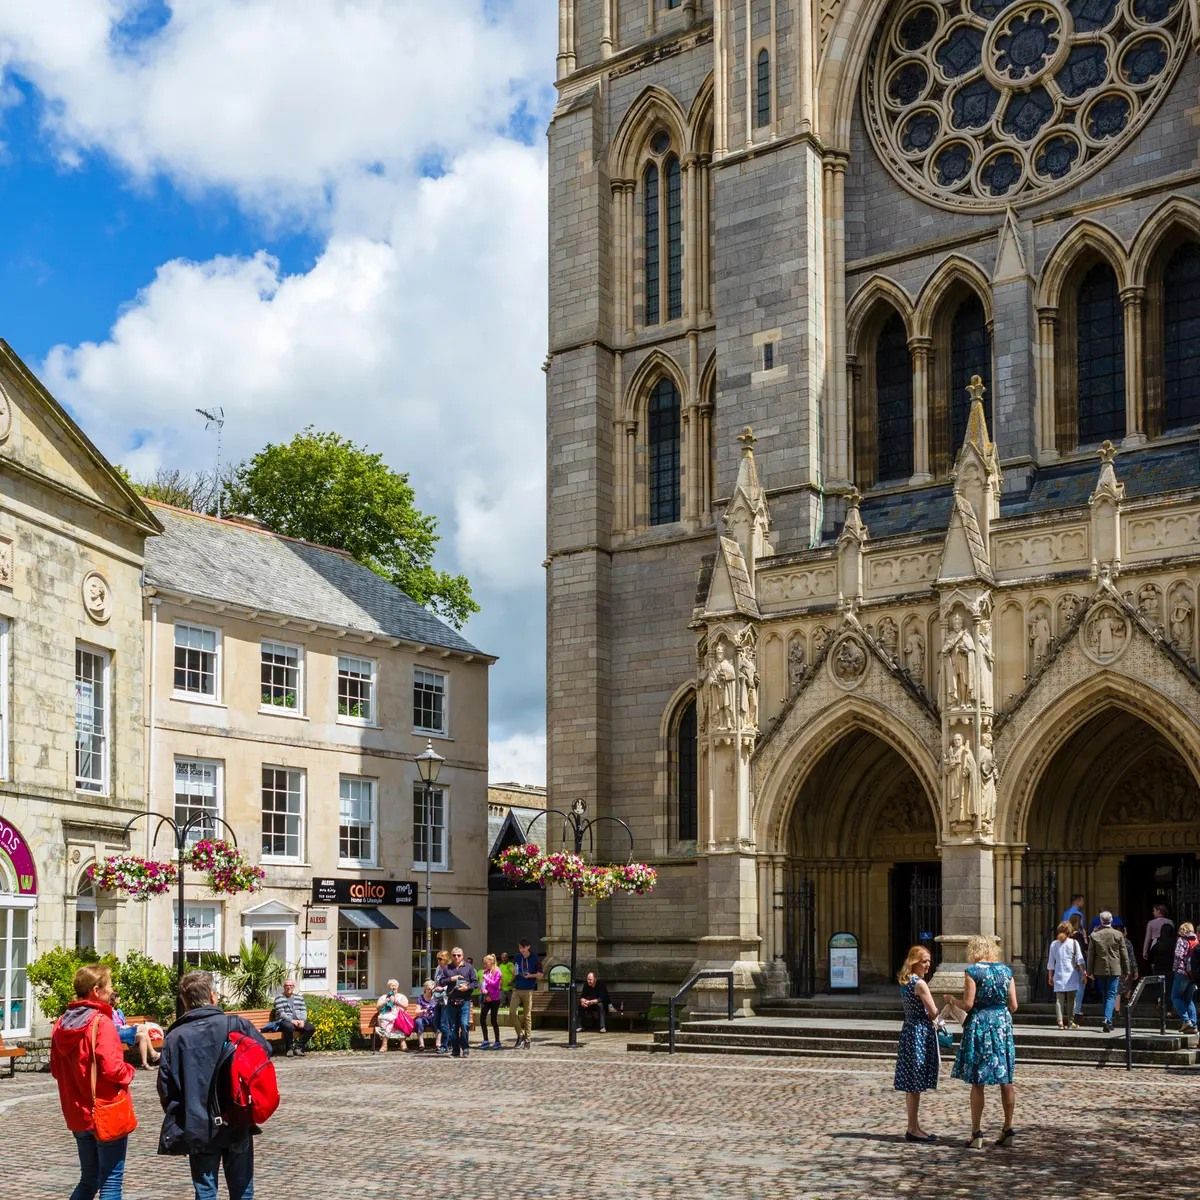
[545,0,1200,997]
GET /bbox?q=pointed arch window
[675,696,697,843]
[642,132,683,326]
[644,162,661,326]
[648,377,681,525]
[949,295,992,451]
[1076,261,1125,444]
[1163,242,1200,432]
[876,313,914,482]
[756,50,771,128]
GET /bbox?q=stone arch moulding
[686,74,714,158]
[753,689,942,855]
[846,274,916,352]
[816,0,897,148]
[997,667,1200,847]
[621,347,689,424]
[1036,220,1131,309]
[609,85,690,178]
[914,254,994,340]
[1128,195,1200,286]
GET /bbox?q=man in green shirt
[498,952,516,1007]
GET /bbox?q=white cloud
[6,1,556,761]
[488,732,546,787]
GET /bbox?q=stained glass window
[666,156,683,320]
[950,296,992,452]
[1076,262,1126,444]
[676,697,697,843]
[1163,243,1200,431]
[756,49,771,128]
[644,163,660,326]
[648,378,681,525]
[876,313,914,482]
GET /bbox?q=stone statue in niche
[707,641,736,731]
[943,731,979,824]
[737,643,759,730]
[977,618,994,704]
[1169,592,1193,651]
[904,627,925,680]
[1085,604,1129,662]
[1138,584,1163,629]
[813,625,834,656]
[832,636,868,684]
[940,613,976,706]
[877,616,899,660]
[787,637,807,694]
[977,731,997,833]
[1028,607,1051,669]
[1058,593,1082,627]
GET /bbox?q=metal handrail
[1123,973,1168,1070]
[667,969,736,1054]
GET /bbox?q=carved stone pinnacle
[966,374,986,404]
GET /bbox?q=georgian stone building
[546,0,1200,997]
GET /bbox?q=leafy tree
[113,951,177,1024]
[131,467,220,512]
[225,428,477,628]
[27,946,106,1020]
[202,941,288,1009]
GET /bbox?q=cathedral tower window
[674,695,698,844]
[875,313,915,482]
[644,162,660,325]
[1075,262,1126,444]
[1162,243,1200,432]
[642,135,683,326]
[949,295,992,451]
[756,50,771,129]
[648,377,682,525]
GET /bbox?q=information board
[828,931,860,992]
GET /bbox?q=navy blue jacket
[157,1005,271,1155]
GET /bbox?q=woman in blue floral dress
[894,945,939,1142]
[949,934,1018,1149]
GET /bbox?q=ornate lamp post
[120,811,241,1017]
[526,799,634,1049]
[415,739,445,984]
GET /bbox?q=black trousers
[277,1020,314,1052]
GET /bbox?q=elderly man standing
[268,980,313,1057]
[1087,911,1131,1033]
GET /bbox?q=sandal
[966,1130,985,1150]
[996,1127,1016,1146]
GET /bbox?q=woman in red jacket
[50,964,136,1200]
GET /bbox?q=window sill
[172,692,226,708]
[412,728,451,740]
[337,860,379,871]
[260,858,311,868]
[336,717,379,729]
[259,706,308,720]
[75,785,108,797]
[413,863,450,873]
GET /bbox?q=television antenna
[195,407,225,517]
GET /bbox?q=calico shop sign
[310,878,417,906]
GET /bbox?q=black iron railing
[667,969,736,1054]
[1123,973,1168,1071]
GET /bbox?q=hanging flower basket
[495,843,657,900]
[87,855,179,902]
[186,839,265,896]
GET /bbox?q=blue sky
[0,1,557,783]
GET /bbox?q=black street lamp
[526,798,633,1049]
[415,739,445,984]
[121,810,239,1017]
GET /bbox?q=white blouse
[1047,937,1085,992]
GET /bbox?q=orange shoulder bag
[89,1016,138,1142]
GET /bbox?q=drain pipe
[144,593,161,954]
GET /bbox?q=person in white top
[1047,922,1086,1029]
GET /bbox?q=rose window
[864,0,1187,209]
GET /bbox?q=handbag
[936,1023,955,1051]
[90,1016,138,1143]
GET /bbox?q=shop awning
[338,907,399,930]
[413,907,470,930]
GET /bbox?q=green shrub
[202,942,288,1009]
[114,951,177,1024]
[27,947,108,1019]
[307,996,360,1051]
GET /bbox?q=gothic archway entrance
[1021,707,1200,997]
[783,728,939,988]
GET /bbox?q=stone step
[755,1003,1172,1029]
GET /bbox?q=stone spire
[1089,439,1125,576]
[951,374,1002,549]
[723,426,773,584]
[836,488,868,608]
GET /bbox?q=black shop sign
[310,878,417,906]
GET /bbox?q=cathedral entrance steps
[754,998,1172,1029]
[629,1017,1197,1069]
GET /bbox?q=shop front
[0,815,36,1038]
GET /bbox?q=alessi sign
[310,877,417,906]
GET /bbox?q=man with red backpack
[157,971,275,1200]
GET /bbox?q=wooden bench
[362,1000,473,1050]
[233,1009,282,1049]
[0,1035,25,1078]
[528,987,654,1031]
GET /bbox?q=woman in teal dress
[948,934,1017,1150]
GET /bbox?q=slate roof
[487,805,546,858]
[144,502,487,658]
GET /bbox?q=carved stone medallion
[829,633,869,689]
[1081,600,1130,665]
[81,570,112,623]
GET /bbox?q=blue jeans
[447,1002,471,1055]
[1074,974,1087,1016]
[1171,975,1197,1026]
[189,1140,254,1200]
[1096,975,1120,1024]
[71,1132,127,1200]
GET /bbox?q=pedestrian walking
[442,946,477,1057]
[1170,921,1198,1034]
[1086,911,1130,1032]
[50,964,137,1200]
[433,949,453,1055]
[1068,913,1088,1024]
[1142,903,1171,966]
[948,934,1017,1150]
[1062,894,1086,927]
[157,970,273,1200]
[1046,922,1085,1029]
[1147,918,1176,997]
[510,938,542,1049]
[894,946,939,1142]
[1114,926,1139,1017]
[479,954,503,1049]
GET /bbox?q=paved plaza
[5,1034,1196,1199]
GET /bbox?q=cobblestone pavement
[6,1033,1196,1199]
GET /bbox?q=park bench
[529,987,654,1030]
[233,1009,283,1050]
[363,1000,473,1050]
[0,1034,25,1078]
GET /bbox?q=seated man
[578,971,611,1033]
[265,979,314,1057]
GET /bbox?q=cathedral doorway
[1020,705,1200,992]
[783,727,939,987]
